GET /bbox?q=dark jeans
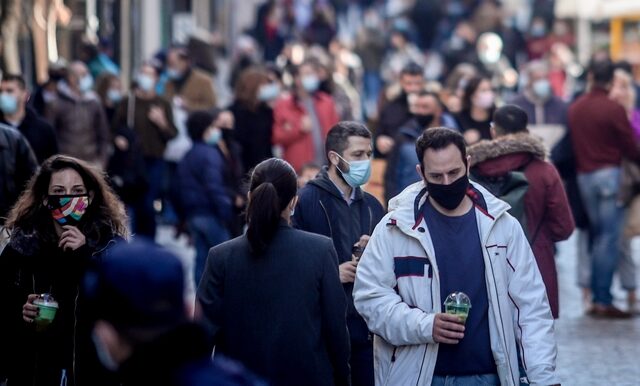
[136,157,165,238]
[188,215,230,286]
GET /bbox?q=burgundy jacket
[469,133,575,318]
[568,87,640,173]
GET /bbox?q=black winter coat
[0,124,38,221]
[292,168,385,344]
[197,224,351,386]
[228,101,273,174]
[0,228,121,386]
[1,107,58,164]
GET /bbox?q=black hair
[415,127,467,171]
[1,74,26,89]
[589,58,614,86]
[492,104,528,135]
[246,158,298,255]
[614,60,633,75]
[325,121,372,160]
[400,62,424,78]
[462,75,491,111]
[186,110,220,142]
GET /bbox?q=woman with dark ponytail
[196,158,350,386]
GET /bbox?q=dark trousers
[351,340,374,386]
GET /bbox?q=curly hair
[4,155,129,244]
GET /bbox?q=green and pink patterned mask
[47,195,89,226]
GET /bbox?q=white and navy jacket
[353,181,559,386]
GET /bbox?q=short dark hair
[492,105,528,135]
[186,109,219,141]
[614,60,633,75]
[589,58,614,86]
[400,62,424,78]
[415,127,467,170]
[325,121,372,160]
[1,74,26,90]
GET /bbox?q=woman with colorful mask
[0,155,128,386]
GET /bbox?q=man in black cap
[85,240,262,386]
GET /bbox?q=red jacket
[568,87,640,173]
[272,92,339,172]
[469,133,575,318]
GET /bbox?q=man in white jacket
[353,127,560,386]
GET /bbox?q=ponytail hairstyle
[246,158,297,255]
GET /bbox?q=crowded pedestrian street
[2,1,640,385]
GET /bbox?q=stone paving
[157,227,640,385]
[555,234,640,386]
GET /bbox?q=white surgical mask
[532,79,551,100]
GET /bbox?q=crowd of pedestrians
[1,0,639,385]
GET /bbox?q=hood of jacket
[387,180,510,230]
[307,166,365,203]
[467,132,546,177]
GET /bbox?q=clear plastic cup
[444,292,471,323]
[33,293,58,331]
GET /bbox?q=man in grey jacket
[353,127,559,386]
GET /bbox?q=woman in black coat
[196,158,350,386]
[0,155,128,386]
[228,66,276,174]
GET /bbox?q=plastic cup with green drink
[444,292,471,323]
[33,293,58,331]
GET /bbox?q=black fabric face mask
[415,114,435,128]
[426,174,469,211]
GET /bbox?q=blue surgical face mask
[205,127,222,145]
[334,153,372,188]
[136,73,155,92]
[107,89,122,103]
[0,92,19,114]
[301,75,320,93]
[79,75,94,93]
[258,83,281,101]
[532,79,551,100]
[166,68,182,80]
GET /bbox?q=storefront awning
[556,0,640,20]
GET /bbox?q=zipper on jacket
[486,246,517,386]
[319,200,333,239]
[390,347,397,362]
[416,345,428,386]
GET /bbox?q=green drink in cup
[444,292,471,323]
[33,293,58,332]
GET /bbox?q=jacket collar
[387,180,510,231]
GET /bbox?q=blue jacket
[293,167,385,343]
[177,142,232,221]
